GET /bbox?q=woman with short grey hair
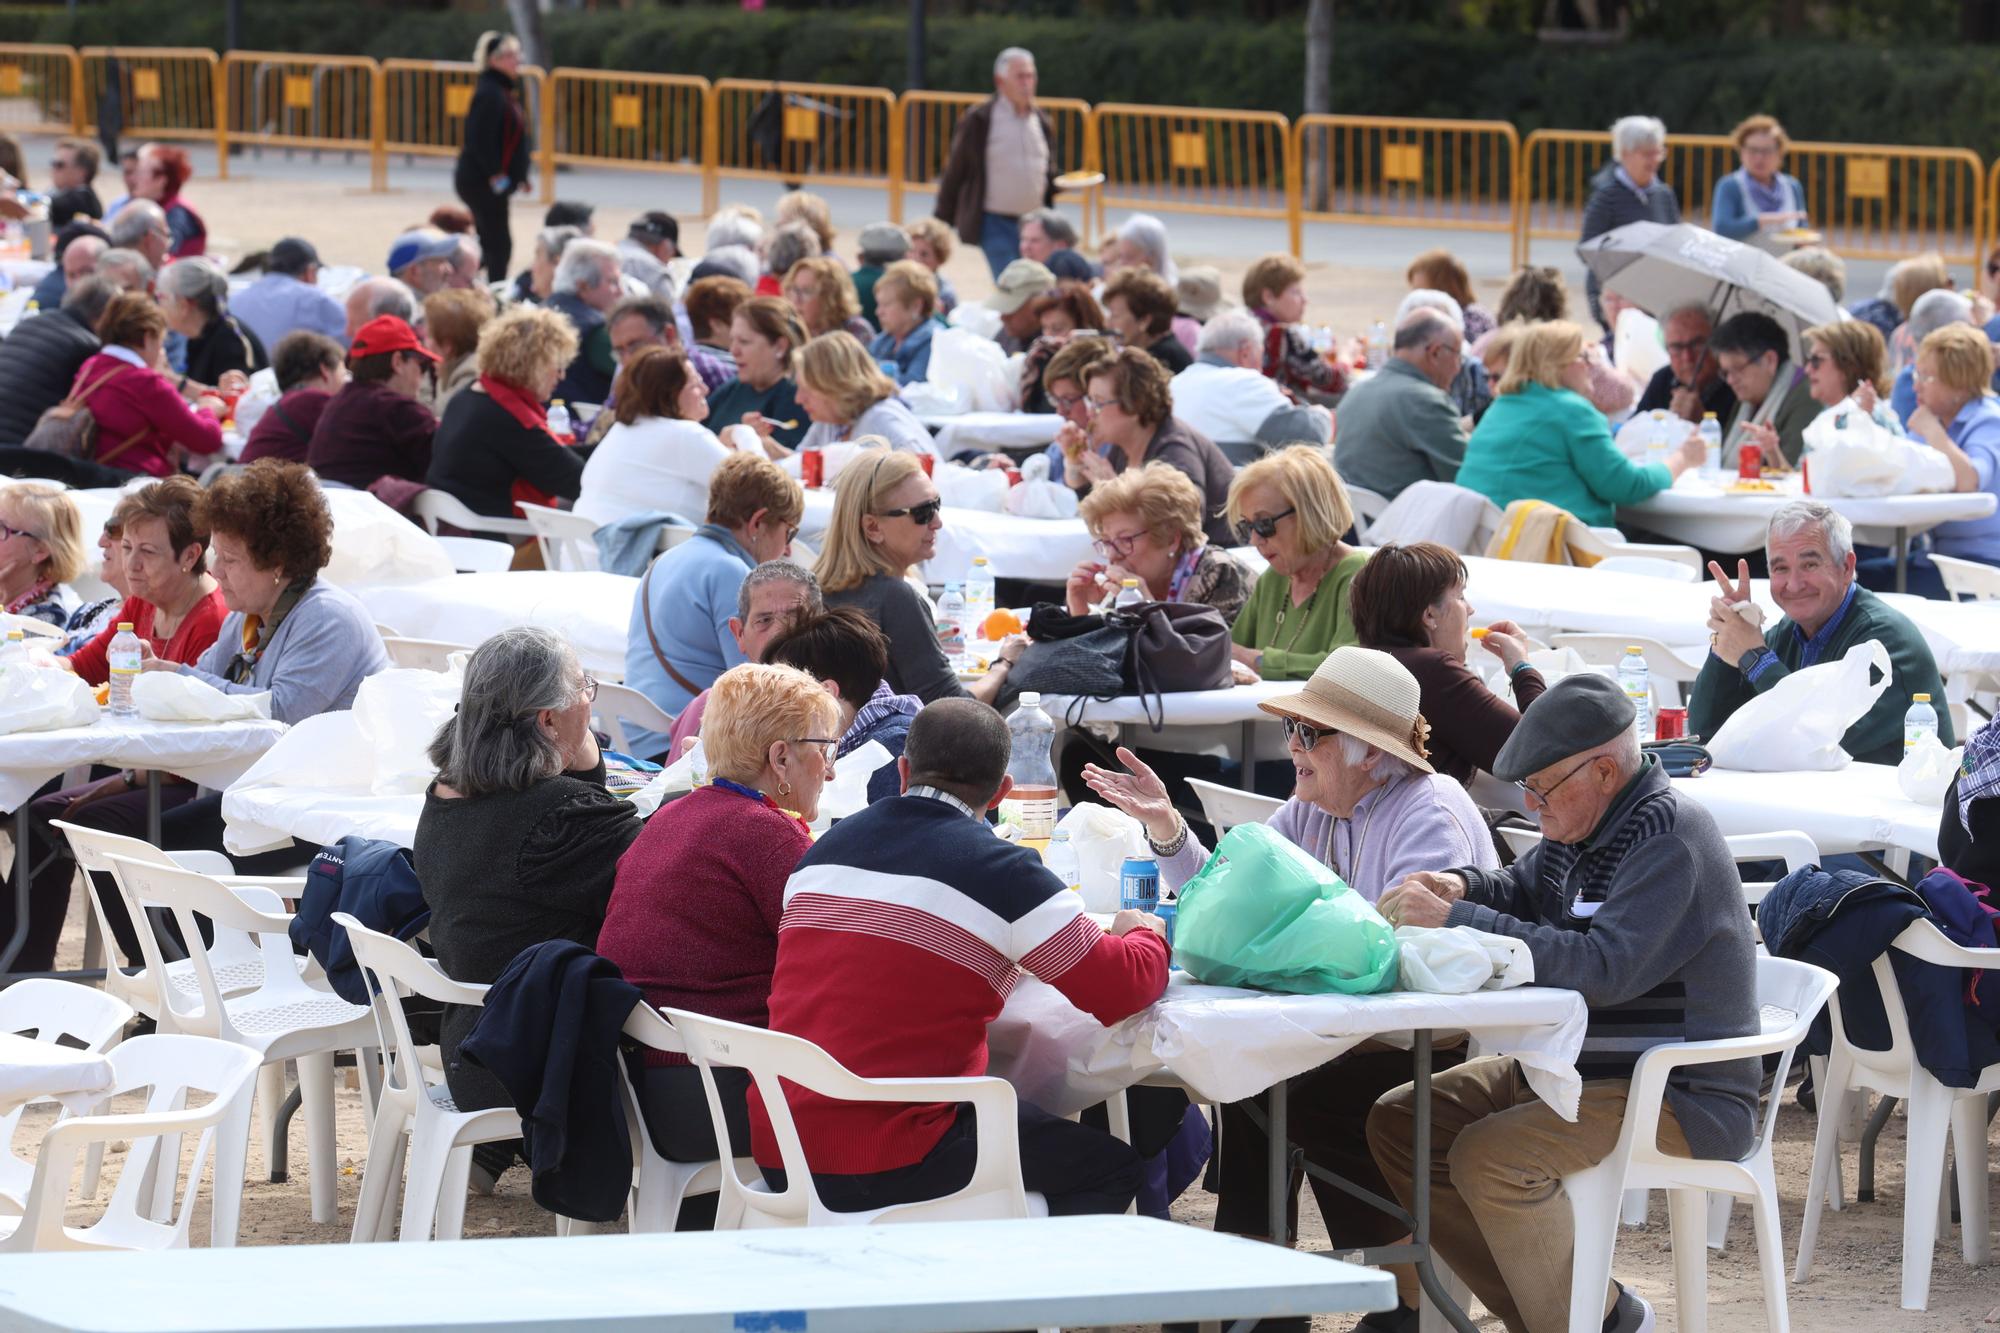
[160,256,267,392]
[1114,212,1177,284]
[415,625,645,1123]
[1580,113,1680,327]
[762,221,819,287]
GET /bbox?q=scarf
[1734,167,1789,216]
[1166,545,1204,603]
[1960,716,2000,833]
[226,579,309,685]
[479,374,548,432]
[4,578,54,617]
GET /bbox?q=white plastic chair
[335,914,521,1244]
[667,1008,1046,1228]
[105,855,377,1235]
[619,1003,755,1232]
[0,980,133,1208]
[0,1034,260,1253]
[594,681,677,757]
[1186,778,1282,837]
[433,535,517,573]
[1932,552,2000,601]
[657,523,701,552]
[381,637,474,672]
[1548,634,1704,708]
[412,489,534,541]
[1731,830,1819,909]
[518,502,603,572]
[1562,956,1837,1333]
[1794,918,2000,1310]
[1347,484,1390,535]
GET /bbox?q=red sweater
[597,782,812,1066]
[69,352,224,477]
[68,589,228,685]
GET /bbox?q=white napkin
[132,672,271,722]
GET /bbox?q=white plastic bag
[132,672,271,722]
[351,667,463,795]
[926,327,1014,414]
[1003,479,1080,519]
[1396,925,1535,993]
[945,300,1003,343]
[1801,401,1955,497]
[1707,639,1891,771]
[1053,802,1145,913]
[934,463,1010,513]
[0,665,98,734]
[808,740,891,832]
[1898,735,1963,805]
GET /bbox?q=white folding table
[1672,762,1942,860]
[353,571,637,680]
[1036,679,1298,792]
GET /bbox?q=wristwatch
[1735,645,1766,675]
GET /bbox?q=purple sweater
[1160,772,1498,902]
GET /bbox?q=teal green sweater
[1455,382,1673,528]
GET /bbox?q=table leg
[0,806,30,976]
[1411,1029,1479,1333]
[1239,720,1257,793]
[145,771,163,849]
[1895,525,1909,595]
[1267,1079,1289,1249]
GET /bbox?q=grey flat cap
[857,221,909,263]
[1491,673,1636,783]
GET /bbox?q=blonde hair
[795,330,898,423]
[0,482,86,584]
[701,662,841,788]
[785,256,861,337]
[814,446,924,592]
[774,190,835,254]
[1078,461,1205,554]
[1224,446,1352,557]
[1918,322,1997,399]
[874,260,939,319]
[1804,320,1889,396]
[1890,253,1951,318]
[475,305,578,391]
[905,215,954,264]
[1495,320,1584,395]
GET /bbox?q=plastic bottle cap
[1019,691,1041,706]
[1913,693,1931,702]
[972,557,989,566]
[1121,578,1140,587]
[1702,412,1718,420]
[117,622,135,632]
[1625,645,1642,653]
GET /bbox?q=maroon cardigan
[1376,642,1547,785]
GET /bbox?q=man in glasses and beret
[1371,673,1758,1333]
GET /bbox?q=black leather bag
[1009,600,1231,729]
[1010,604,1132,703]
[1126,600,1232,727]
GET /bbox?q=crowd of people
[6,45,2000,1333]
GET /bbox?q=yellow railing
[219,51,380,189]
[0,44,82,138]
[379,58,552,202]
[1092,103,1293,242]
[1516,130,1736,265]
[898,90,1097,231]
[80,47,219,146]
[547,67,708,191]
[1293,114,1518,255]
[707,78,899,219]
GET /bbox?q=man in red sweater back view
[753,698,1170,1216]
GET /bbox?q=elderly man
[387,228,458,299]
[446,233,483,291]
[544,238,622,404]
[606,294,728,393]
[935,47,1062,280]
[1170,310,1330,464]
[1713,310,1816,467]
[48,137,103,225]
[1333,308,1471,501]
[107,199,171,272]
[92,246,153,293]
[1020,207,1094,282]
[1633,304,1737,426]
[986,257,1057,355]
[28,227,105,311]
[1691,500,1950,765]
[618,210,681,301]
[232,237,346,352]
[0,276,114,444]
[343,276,417,345]
[1371,673,1758,1333]
[1889,288,1977,425]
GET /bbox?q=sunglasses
[1233,507,1295,544]
[879,497,943,525]
[1801,352,1827,370]
[1280,716,1333,751]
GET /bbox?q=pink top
[69,352,224,477]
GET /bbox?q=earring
[777,780,793,798]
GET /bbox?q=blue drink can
[1119,856,1159,913]
[1154,891,1177,956]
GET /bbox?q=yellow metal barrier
[707,78,899,219]
[220,52,380,190]
[1092,103,1292,246]
[1293,115,1518,255]
[548,67,708,193]
[381,59,552,202]
[0,44,81,138]
[81,47,220,149]
[898,91,1096,232]
[1986,159,2000,263]
[1516,130,1735,265]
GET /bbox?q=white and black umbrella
[1576,221,1843,357]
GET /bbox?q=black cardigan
[426,385,588,517]
[457,66,532,190]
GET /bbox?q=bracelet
[1145,816,1189,858]
[1507,659,1535,678]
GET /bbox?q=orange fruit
[983,608,1023,639]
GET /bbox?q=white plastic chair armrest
[1890,919,2000,968]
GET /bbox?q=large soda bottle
[108,622,141,717]
[1003,691,1058,839]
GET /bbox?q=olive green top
[1228,549,1368,680]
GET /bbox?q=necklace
[1273,576,1326,656]
[1324,786,1382,886]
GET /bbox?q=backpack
[1912,866,2000,1021]
[21,362,145,464]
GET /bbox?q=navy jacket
[291,836,430,1006]
[459,940,644,1223]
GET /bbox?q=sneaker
[1603,1282,1655,1333]
[1353,1303,1418,1332]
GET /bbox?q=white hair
[1661,303,1713,329]
[1116,213,1175,284]
[994,47,1035,78]
[1610,115,1667,157]
[1908,288,1974,342]
[1197,310,1262,359]
[1334,733,1416,783]
[1395,289,1464,335]
[536,225,581,264]
[159,256,230,317]
[552,238,619,296]
[699,244,760,287]
[705,210,764,254]
[1767,498,1854,565]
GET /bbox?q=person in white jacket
[1169,311,1331,465]
[576,346,731,526]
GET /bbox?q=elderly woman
[625,452,804,754]
[866,260,941,387]
[1084,646,1496,1293]
[61,476,225,685]
[455,31,532,281]
[1030,334,1112,469]
[817,448,1023,706]
[789,331,935,457]
[903,216,959,316]
[0,482,84,626]
[576,347,727,527]
[1712,114,1807,244]
[242,331,345,465]
[1458,320,1700,527]
[1103,268,1192,374]
[1407,248,1493,343]
[1580,115,1679,325]
[597,661,835,1221]
[134,144,204,257]
[775,190,835,255]
[1226,445,1367,681]
[1471,265,1633,418]
[510,225,579,306]
[159,257,266,392]
[1064,462,1251,622]
[708,296,809,455]
[685,275,751,377]
[1064,347,1234,545]
[1784,245,1847,304]
[1349,541,1546,784]
[427,305,583,517]
[1242,251,1347,404]
[784,256,875,344]
[58,496,135,655]
[1109,213,1199,351]
[68,291,225,479]
[1801,319,1903,435]
[419,627,644,1121]
[760,222,820,297]
[1887,289,1976,426]
[1036,281,1106,340]
[1904,323,2000,582]
[767,608,921,806]
[423,286,496,415]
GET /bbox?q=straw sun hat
[1258,646,1434,773]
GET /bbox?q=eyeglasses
[783,523,801,544]
[1802,352,1828,370]
[1049,390,1086,413]
[1084,395,1118,415]
[790,737,839,759]
[1232,507,1296,544]
[878,498,943,525]
[0,520,42,544]
[1515,755,1595,804]
[1092,530,1146,559]
[1280,716,1333,751]
[580,676,599,703]
[1664,338,1709,355]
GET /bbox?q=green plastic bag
[1173,821,1398,995]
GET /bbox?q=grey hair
[994,46,1035,78]
[1197,309,1262,359]
[1907,288,1974,343]
[1334,733,1417,783]
[1782,246,1846,303]
[705,210,764,255]
[61,274,117,327]
[1116,213,1175,283]
[1661,303,1714,329]
[1395,289,1464,335]
[1021,208,1077,247]
[1596,726,1644,778]
[536,224,581,264]
[159,256,228,318]
[355,276,416,324]
[426,627,585,798]
[737,558,823,622]
[764,222,819,281]
[93,247,154,291]
[107,199,166,249]
[1767,498,1854,565]
[1610,115,1667,156]
[552,238,619,296]
[700,244,760,287]
[1393,306,1459,352]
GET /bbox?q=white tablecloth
[221,712,424,855]
[990,973,1590,1119]
[1672,763,1941,859]
[0,1032,114,1116]
[799,489,1093,584]
[920,411,1064,458]
[354,571,636,679]
[1620,473,1997,553]
[1036,679,1296,729]
[0,716,288,814]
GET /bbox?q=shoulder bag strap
[70,362,127,406]
[92,426,150,468]
[639,561,704,699]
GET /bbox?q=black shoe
[1603,1282,1655,1333]
[1354,1303,1418,1332]
[1795,1064,1817,1112]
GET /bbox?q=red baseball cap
[350,315,440,363]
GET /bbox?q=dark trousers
[763,1099,1142,1217]
[634,1063,752,1231]
[455,167,513,282]
[0,445,141,488]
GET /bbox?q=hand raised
[1706,557,1753,606]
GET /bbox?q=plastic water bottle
[1617,645,1653,743]
[1643,409,1673,467]
[1114,577,1144,609]
[108,621,141,717]
[965,556,996,637]
[547,399,574,445]
[1698,411,1722,474]
[0,629,24,674]
[1904,693,1939,753]
[937,582,968,671]
[1043,827,1081,894]
[1003,691,1058,839]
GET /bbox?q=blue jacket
[868,317,935,387]
[290,836,430,1006]
[459,940,645,1223]
[624,524,754,750]
[1710,170,1807,242]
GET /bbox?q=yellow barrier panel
[220,52,380,190]
[81,47,219,150]
[381,59,552,203]
[1293,115,1518,252]
[0,44,81,137]
[1092,104,1292,245]
[898,91,1095,231]
[707,79,899,219]
[1986,159,2000,264]
[1516,130,1735,265]
[547,67,707,191]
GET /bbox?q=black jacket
[1580,162,1681,324]
[457,66,532,193]
[0,307,99,444]
[460,940,645,1223]
[290,835,431,1006]
[185,314,267,388]
[426,386,588,517]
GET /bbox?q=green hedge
[5,3,1999,151]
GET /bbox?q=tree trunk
[506,0,549,72]
[1303,0,1332,213]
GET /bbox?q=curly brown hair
[1102,267,1176,339]
[194,459,332,583]
[1080,345,1173,428]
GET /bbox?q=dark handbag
[1644,740,1713,778]
[1010,604,1133,706]
[1125,600,1231,728]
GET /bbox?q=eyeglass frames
[1280,716,1332,751]
[1233,507,1295,544]
[1515,755,1595,804]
